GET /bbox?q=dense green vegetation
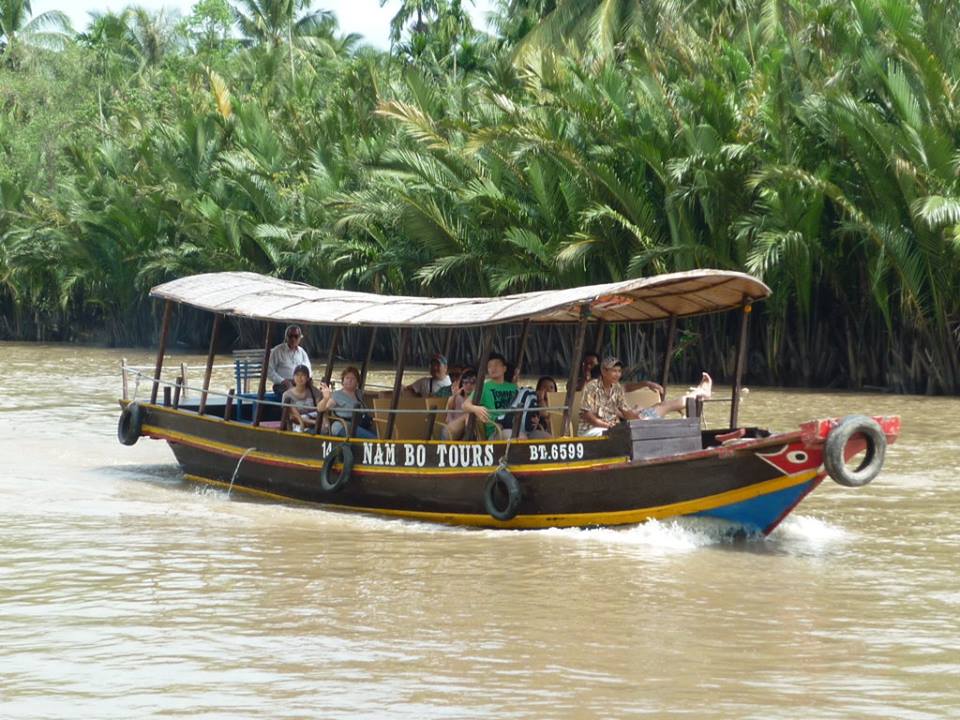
[1,0,958,392]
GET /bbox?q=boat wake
[768,513,853,549]
[537,517,758,552]
[528,514,853,555]
[175,481,854,555]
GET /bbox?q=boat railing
[120,365,575,440]
[119,358,397,402]
[120,362,744,407]
[120,364,388,405]
[121,365,574,413]
[122,362,235,372]
[121,363,745,441]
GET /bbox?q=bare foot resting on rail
[684,372,712,401]
[637,372,712,419]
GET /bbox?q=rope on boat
[487,432,522,521]
[499,421,519,470]
[226,447,257,498]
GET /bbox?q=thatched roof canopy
[150,270,770,327]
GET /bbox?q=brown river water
[1,341,959,718]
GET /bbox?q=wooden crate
[626,417,702,460]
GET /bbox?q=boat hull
[129,404,899,534]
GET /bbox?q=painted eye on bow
[786,451,808,464]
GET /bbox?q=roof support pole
[593,319,606,355]
[224,388,235,422]
[352,327,378,436]
[466,325,496,441]
[253,321,273,426]
[512,319,530,382]
[730,303,751,429]
[562,306,590,436]
[507,318,530,437]
[442,328,453,364]
[359,327,378,391]
[660,315,677,398]
[322,326,342,385]
[320,325,344,436]
[150,300,174,404]
[386,328,411,440]
[198,313,222,416]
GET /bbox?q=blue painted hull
[696,478,821,534]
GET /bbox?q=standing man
[268,325,311,395]
[406,353,453,398]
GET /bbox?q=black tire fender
[823,415,886,488]
[118,402,145,446]
[483,467,522,521]
[321,443,354,492]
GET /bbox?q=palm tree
[380,0,446,44]
[233,0,337,46]
[502,0,638,63]
[0,0,71,67]
[80,7,177,73]
[232,0,338,82]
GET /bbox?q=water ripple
[1,342,959,718]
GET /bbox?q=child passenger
[525,376,557,438]
[440,369,476,441]
[463,353,518,439]
[281,364,319,429]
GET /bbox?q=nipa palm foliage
[0,0,957,391]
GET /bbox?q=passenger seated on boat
[463,353,518,440]
[318,366,377,439]
[281,364,320,429]
[268,325,311,396]
[439,369,475,440]
[578,353,662,396]
[405,353,452,398]
[578,357,712,436]
[447,365,464,387]
[575,353,601,391]
[524,376,557,439]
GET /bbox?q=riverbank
[1,336,951,397]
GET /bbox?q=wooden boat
[117,270,900,534]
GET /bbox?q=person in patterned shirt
[578,357,711,436]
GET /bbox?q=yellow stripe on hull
[181,469,820,529]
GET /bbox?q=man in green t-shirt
[463,352,518,439]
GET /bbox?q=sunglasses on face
[287,333,301,339]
